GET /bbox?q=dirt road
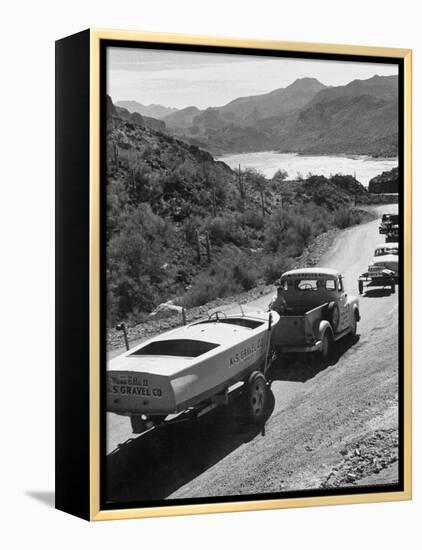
[106,204,399,503]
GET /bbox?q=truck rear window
[295,278,337,291]
[130,339,219,357]
[296,279,319,291]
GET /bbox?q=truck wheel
[327,302,340,332]
[358,280,364,295]
[320,330,332,361]
[350,312,358,338]
[244,372,268,423]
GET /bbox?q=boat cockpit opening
[130,339,220,358]
[194,318,265,329]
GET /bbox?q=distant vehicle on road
[107,310,279,433]
[379,213,394,235]
[269,268,360,360]
[358,242,398,295]
[385,214,399,243]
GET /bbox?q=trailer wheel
[358,279,364,295]
[244,372,268,423]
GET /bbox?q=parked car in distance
[269,268,360,360]
[379,213,394,235]
[385,214,399,243]
[358,242,398,295]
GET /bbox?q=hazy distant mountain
[218,77,327,122]
[163,75,398,157]
[164,78,326,131]
[163,106,202,128]
[116,100,178,120]
[281,75,398,156]
[108,97,166,132]
[163,78,327,154]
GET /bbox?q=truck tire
[320,330,333,361]
[358,280,364,295]
[244,371,268,424]
[326,302,340,332]
[350,311,358,339]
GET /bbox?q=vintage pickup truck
[269,268,360,359]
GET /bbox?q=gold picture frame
[56,28,412,521]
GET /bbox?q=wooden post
[116,322,129,351]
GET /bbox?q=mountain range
[117,74,398,157]
[116,100,178,119]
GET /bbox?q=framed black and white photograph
[55,29,412,521]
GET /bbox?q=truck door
[337,276,350,332]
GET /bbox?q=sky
[107,47,399,110]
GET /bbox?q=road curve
[106,204,399,503]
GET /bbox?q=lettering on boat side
[108,375,163,398]
[229,336,265,368]
[111,385,163,398]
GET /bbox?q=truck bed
[271,303,327,347]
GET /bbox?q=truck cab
[270,268,360,359]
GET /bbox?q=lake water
[216,151,398,187]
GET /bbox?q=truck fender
[318,320,333,342]
[352,304,361,322]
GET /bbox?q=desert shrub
[241,209,265,231]
[106,204,176,324]
[333,207,363,229]
[262,255,292,284]
[232,259,259,290]
[183,216,200,244]
[294,217,313,246]
[203,215,247,247]
[182,247,259,308]
[264,209,288,253]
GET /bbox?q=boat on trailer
[107,309,279,432]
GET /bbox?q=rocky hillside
[106,95,394,326]
[108,98,167,132]
[368,166,399,193]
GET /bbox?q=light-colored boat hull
[107,311,279,416]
